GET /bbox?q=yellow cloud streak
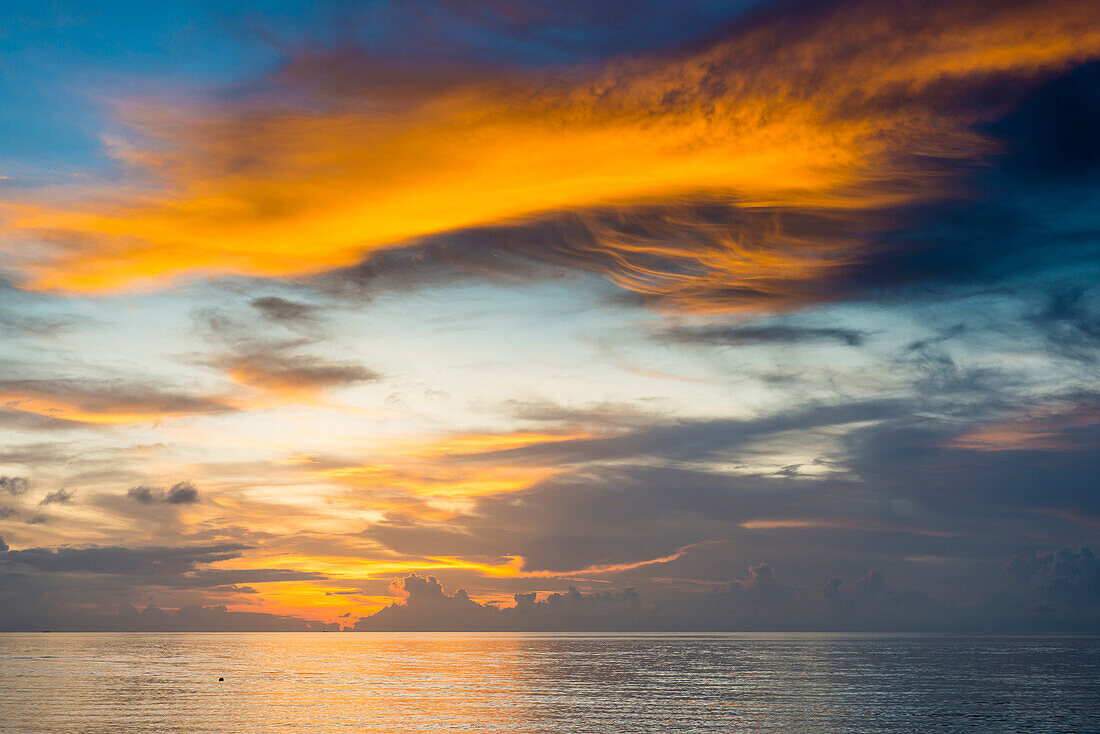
[0,390,221,426]
[319,430,593,499]
[3,1,1098,301]
[213,544,700,620]
[211,555,530,621]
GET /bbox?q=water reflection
[1,633,1097,732]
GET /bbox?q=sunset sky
[2,0,1099,631]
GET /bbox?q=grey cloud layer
[0,537,333,631]
[354,554,1100,632]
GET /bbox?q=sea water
[1,633,1098,732]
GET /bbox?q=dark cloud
[0,539,337,631]
[1029,287,1100,362]
[841,407,1100,519]
[0,542,247,575]
[37,488,73,507]
[454,400,906,466]
[218,350,380,394]
[354,574,647,632]
[249,296,319,324]
[0,476,29,496]
[196,307,381,396]
[165,481,199,504]
[305,47,1100,319]
[126,485,159,504]
[1004,547,1100,610]
[0,596,337,632]
[322,203,863,313]
[114,603,339,632]
[127,481,201,505]
[362,379,1100,586]
[663,324,867,347]
[0,378,234,424]
[985,60,1100,180]
[352,555,1100,632]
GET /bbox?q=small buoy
[218,677,224,681]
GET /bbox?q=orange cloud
[318,430,594,499]
[950,407,1100,451]
[0,381,233,426]
[3,0,1098,308]
[211,542,702,621]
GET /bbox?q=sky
[1,0,1099,631]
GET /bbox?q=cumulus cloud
[37,488,74,507]
[165,481,199,504]
[1004,547,1100,610]
[354,574,647,631]
[353,554,1100,632]
[0,540,333,631]
[0,476,29,496]
[127,481,201,505]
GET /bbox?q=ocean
[1,633,1098,732]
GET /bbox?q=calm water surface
[1,633,1098,733]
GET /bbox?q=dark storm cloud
[663,324,867,347]
[127,481,201,505]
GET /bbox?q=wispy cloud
[2,0,1097,313]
